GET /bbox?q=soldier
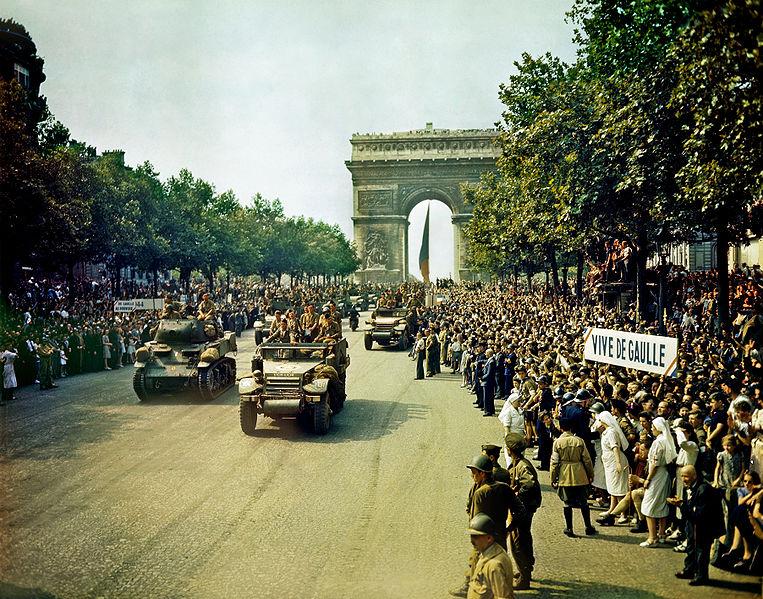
[197,292,217,321]
[37,338,57,390]
[300,303,320,341]
[482,444,510,483]
[506,436,541,590]
[315,308,342,342]
[451,454,526,598]
[160,296,182,320]
[464,513,514,599]
[266,316,297,344]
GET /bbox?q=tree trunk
[207,266,214,292]
[152,268,158,297]
[547,246,560,293]
[576,251,584,301]
[526,264,533,292]
[561,267,569,296]
[716,221,730,336]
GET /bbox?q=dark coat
[681,481,724,542]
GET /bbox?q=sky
[4,0,578,279]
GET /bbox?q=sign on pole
[583,327,678,376]
[113,298,166,313]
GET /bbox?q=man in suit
[481,349,497,416]
[670,465,724,586]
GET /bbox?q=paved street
[1,323,759,599]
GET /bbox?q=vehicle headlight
[239,378,254,390]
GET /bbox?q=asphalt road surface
[1,322,760,599]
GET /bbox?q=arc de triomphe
[346,124,498,283]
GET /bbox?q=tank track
[198,357,237,401]
[132,368,148,402]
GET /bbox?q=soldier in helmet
[465,513,514,599]
[451,454,525,598]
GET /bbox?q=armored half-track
[133,319,237,401]
[364,307,412,351]
[238,339,350,436]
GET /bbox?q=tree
[670,0,763,332]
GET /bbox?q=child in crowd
[715,434,745,544]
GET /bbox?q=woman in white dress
[640,416,677,547]
[595,411,630,526]
[589,403,607,504]
[1,347,19,402]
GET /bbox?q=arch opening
[407,199,454,282]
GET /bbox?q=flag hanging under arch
[419,202,430,284]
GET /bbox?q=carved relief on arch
[358,189,393,213]
[361,229,389,270]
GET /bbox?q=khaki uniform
[467,542,514,599]
[300,311,319,333]
[317,319,342,340]
[507,457,541,584]
[550,431,594,487]
[197,299,217,321]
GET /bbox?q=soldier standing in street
[506,436,541,590]
[482,444,510,483]
[451,454,525,598]
[465,513,515,599]
[37,338,57,390]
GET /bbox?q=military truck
[132,319,237,401]
[364,307,412,351]
[238,339,350,436]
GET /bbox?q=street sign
[583,327,678,376]
[113,298,166,313]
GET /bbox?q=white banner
[113,298,165,313]
[583,327,678,376]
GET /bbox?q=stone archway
[346,124,498,283]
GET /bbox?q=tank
[132,318,237,401]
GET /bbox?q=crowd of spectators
[408,267,763,591]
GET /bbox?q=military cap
[504,435,527,453]
[466,454,493,473]
[468,513,497,536]
[481,444,502,458]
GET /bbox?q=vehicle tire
[351,321,358,332]
[313,397,331,435]
[240,400,258,435]
[364,335,373,351]
[328,378,346,414]
[133,368,148,402]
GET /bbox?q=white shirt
[499,402,525,433]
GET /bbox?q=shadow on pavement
[0,581,59,599]
[531,579,664,598]
[2,403,140,462]
[245,399,431,442]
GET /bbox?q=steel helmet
[563,392,576,403]
[467,513,497,536]
[466,454,493,473]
